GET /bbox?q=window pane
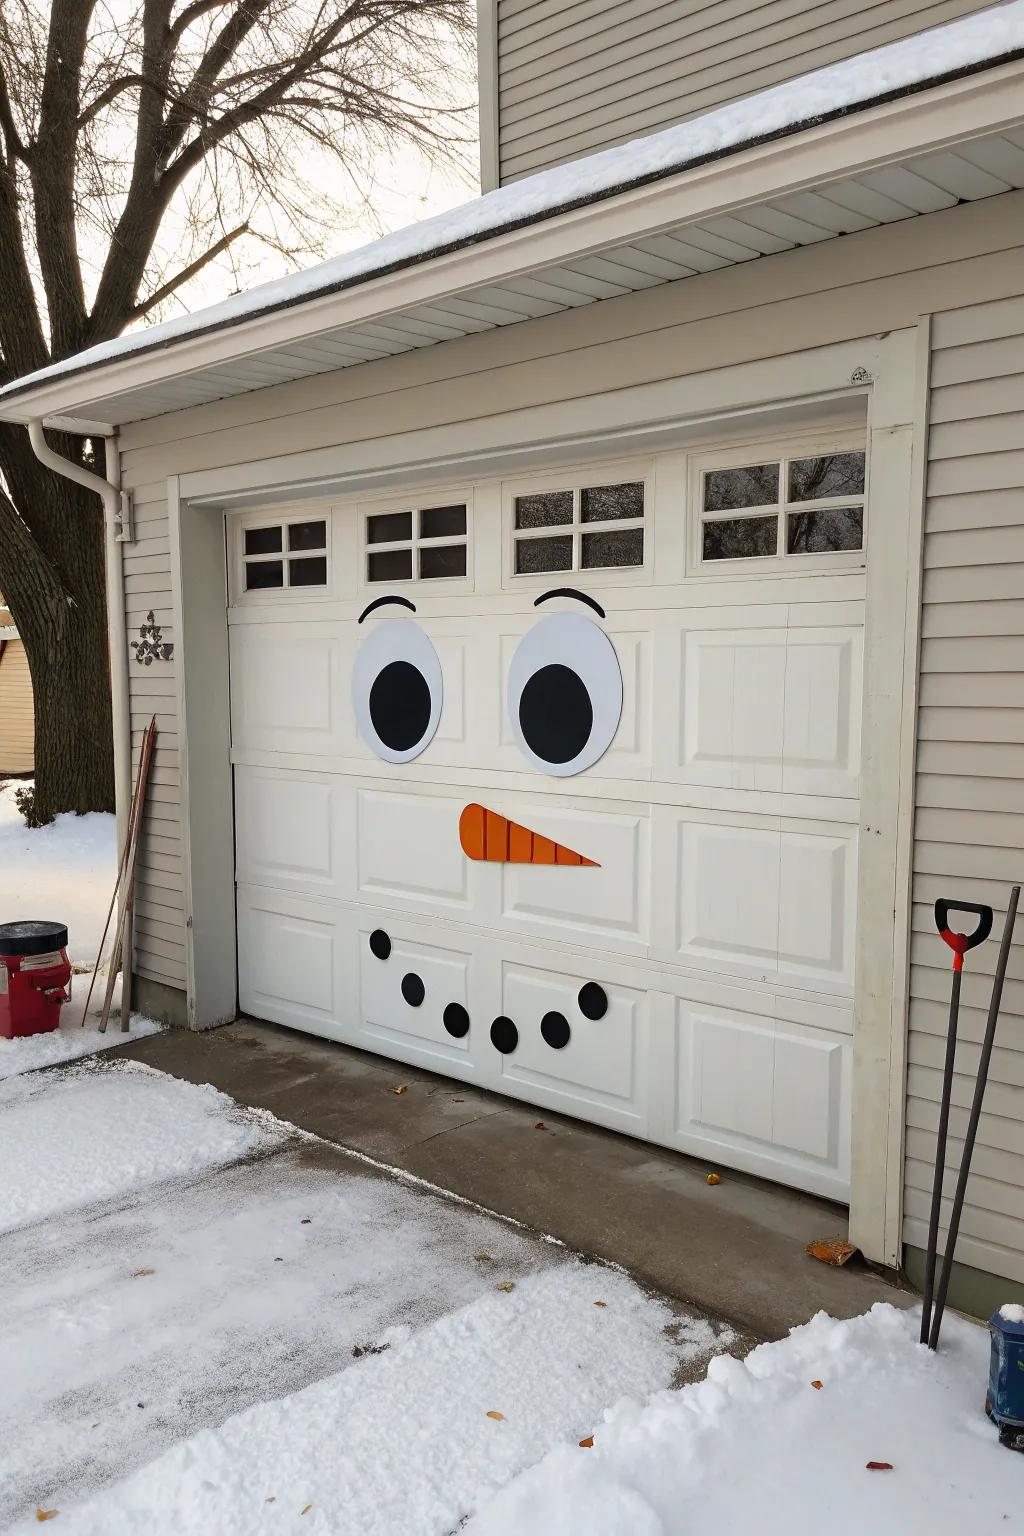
[419,544,466,579]
[514,490,573,529]
[245,559,284,589]
[702,515,777,561]
[788,453,865,502]
[368,548,413,582]
[515,535,572,574]
[420,504,467,539]
[287,519,327,552]
[245,525,282,556]
[581,528,644,568]
[288,556,328,586]
[367,510,413,544]
[787,507,863,554]
[580,482,644,523]
[703,464,779,512]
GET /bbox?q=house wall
[0,636,34,774]
[490,0,992,183]
[115,189,1024,1287]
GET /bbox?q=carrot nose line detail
[459,803,598,866]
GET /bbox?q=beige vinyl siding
[903,290,1024,1286]
[495,0,991,182]
[0,638,34,773]
[122,484,186,990]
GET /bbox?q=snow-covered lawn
[0,782,115,965]
[0,781,162,1068]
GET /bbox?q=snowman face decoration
[352,587,622,865]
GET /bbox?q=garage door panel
[672,998,851,1198]
[238,891,339,1028]
[361,929,475,1066]
[782,628,863,797]
[663,816,857,994]
[499,802,648,950]
[230,623,357,757]
[357,786,476,912]
[235,767,341,895]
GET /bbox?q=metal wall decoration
[132,610,173,666]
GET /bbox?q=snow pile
[469,1303,1015,1535]
[0,782,115,965]
[0,1060,284,1234]
[10,1261,715,1535]
[999,1302,1024,1322]
[1,3,1022,399]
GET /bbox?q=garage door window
[243,518,328,591]
[513,480,645,575]
[700,450,865,567]
[366,503,468,583]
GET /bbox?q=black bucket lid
[0,920,69,957]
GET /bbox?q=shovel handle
[935,899,992,970]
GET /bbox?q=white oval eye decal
[353,618,442,764]
[507,611,622,777]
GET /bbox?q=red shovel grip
[935,899,993,971]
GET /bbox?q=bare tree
[0,0,473,822]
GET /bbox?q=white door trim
[169,329,923,1260]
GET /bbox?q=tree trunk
[0,438,114,821]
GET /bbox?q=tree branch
[0,60,28,162]
[169,0,238,49]
[129,219,248,318]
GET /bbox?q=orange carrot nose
[459,803,598,866]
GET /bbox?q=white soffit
[81,127,1024,427]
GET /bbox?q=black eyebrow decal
[358,595,417,623]
[534,587,606,619]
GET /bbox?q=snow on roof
[1,1,1023,407]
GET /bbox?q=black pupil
[369,660,432,752]
[518,663,593,765]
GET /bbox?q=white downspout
[26,420,132,851]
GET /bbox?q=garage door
[230,442,866,1199]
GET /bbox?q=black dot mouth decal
[578,982,608,1021]
[443,1002,470,1038]
[541,1010,571,1049]
[401,972,425,1007]
[369,929,391,960]
[490,1016,518,1054]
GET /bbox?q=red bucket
[0,921,71,1039]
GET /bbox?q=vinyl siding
[122,484,186,990]
[903,290,1024,1286]
[0,638,34,773]
[494,0,992,182]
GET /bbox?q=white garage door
[230,441,866,1199]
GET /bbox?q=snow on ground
[0,1008,162,1079]
[468,1303,1016,1536]
[0,1059,283,1235]
[9,1254,712,1536]
[0,781,116,965]
[2,2,1021,398]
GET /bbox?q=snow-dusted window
[698,449,866,569]
[243,518,328,591]
[512,480,645,575]
[366,503,468,583]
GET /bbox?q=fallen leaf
[35,1510,59,1523]
[130,1268,155,1279]
[486,1410,505,1422]
[496,1281,516,1293]
[706,1173,721,1186]
[137,1403,145,1410]
[534,1122,546,1130]
[301,1217,312,1225]
[594,1301,607,1308]
[578,1436,594,1448]
[806,1239,857,1267]
[301,1503,314,1514]
[90,1423,99,1430]
[452,1097,465,1103]
[474,1252,491,1263]
[265,1497,276,1505]
[392,1085,408,1096]
[811,1380,823,1390]
[274,1256,283,1262]
[866,1462,893,1472]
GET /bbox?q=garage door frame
[166,325,926,1266]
